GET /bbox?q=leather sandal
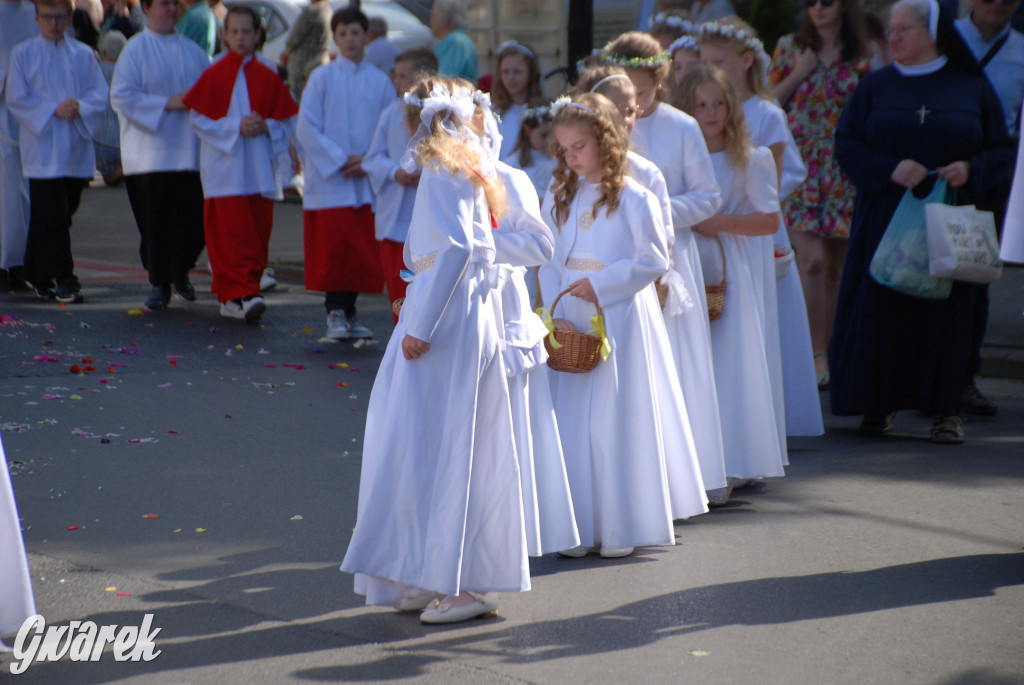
[930,415,965,445]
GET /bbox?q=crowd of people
[0,0,1022,629]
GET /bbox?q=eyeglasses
[805,0,837,8]
[38,12,69,22]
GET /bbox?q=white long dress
[340,165,529,604]
[501,149,557,308]
[999,116,1024,263]
[538,178,707,551]
[744,96,824,439]
[0,0,37,271]
[497,103,527,160]
[695,148,786,479]
[493,161,579,556]
[631,104,728,491]
[0,435,36,636]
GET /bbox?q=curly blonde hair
[672,63,752,170]
[405,76,507,219]
[549,93,628,229]
[698,17,773,100]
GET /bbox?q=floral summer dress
[769,34,870,238]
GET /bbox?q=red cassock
[303,205,384,293]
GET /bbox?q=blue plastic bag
[869,176,953,299]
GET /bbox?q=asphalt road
[0,190,1022,684]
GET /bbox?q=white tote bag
[925,202,1003,284]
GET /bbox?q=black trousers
[325,291,357,317]
[125,171,205,286]
[24,177,86,287]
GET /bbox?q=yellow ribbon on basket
[588,314,611,361]
[535,307,563,349]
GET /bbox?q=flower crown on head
[600,42,670,70]
[668,35,699,55]
[649,13,695,33]
[550,95,594,118]
[522,103,552,122]
[698,21,769,68]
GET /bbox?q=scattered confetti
[127,309,145,316]
[115,593,132,597]
[158,382,172,388]
[105,587,117,592]
[67,525,79,531]
[69,395,83,401]
[195,528,207,533]
[336,382,348,387]
[224,414,232,419]
[258,348,270,354]
[235,344,244,351]
[290,515,303,521]
[173,529,182,533]
[141,514,159,519]
[689,651,709,657]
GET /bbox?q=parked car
[226,0,434,67]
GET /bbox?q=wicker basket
[774,244,794,280]
[544,289,604,373]
[391,298,405,316]
[705,236,726,321]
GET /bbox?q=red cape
[183,51,298,121]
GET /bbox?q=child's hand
[568,277,597,304]
[240,112,268,137]
[552,318,576,332]
[693,216,725,236]
[165,93,187,112]
[342,154,366,179]
[402,334,430,360]
[56,98,79,121]
[396,168,421,188]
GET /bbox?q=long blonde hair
[672,63,753,170]
[549,93,628,229]
[405,76,508,219]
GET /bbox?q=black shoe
[7,266,30,291]
[145,285,171,309]
[962,383,997,416]
[0,269,9,292]
[34,281,56,299]
[172,280,197,301]
[54,280,84,304]
[859,412,895,435]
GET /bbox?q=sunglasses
[980,0,1016,4]
[806,0,838,7]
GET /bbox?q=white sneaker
[219,300,245,320]
[260,268,277,291]
[242,296,267,322]
[326,309,349,340]
[346,317,373,339]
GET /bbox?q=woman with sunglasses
[830,0,1014,444]
[769,0,871,392]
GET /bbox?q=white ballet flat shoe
[419,592,498,624]
[599,546,634,558]
[557,545,594,558]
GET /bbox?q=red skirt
[303,205,384,293]
[204,194,273,302]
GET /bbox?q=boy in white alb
[0,0,38,292]
[296,5,394,340]
[183,4,297,323]
[5,0,108,303]
[111,0,210,310]
[363,47,438,322]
